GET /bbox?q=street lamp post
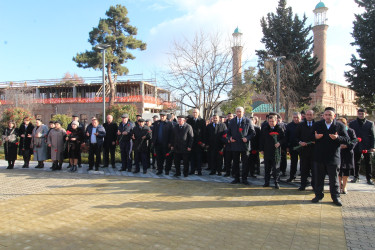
[268,56,286,113]
[95,44,111,121]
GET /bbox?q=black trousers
[22,149,32,166]
[190,147,202,172]
[208,149,223,173]
[299,149,314,188]
[313,162,340,200]
[120,141,133,171]
[155,144,169,172]
[224,149,233,174]
[174,152,190,175]
[89,143,102,169]
[264,159,280,184]
[289,150,299,178]
[354,151,372,180]
[232,151,249,180]
[134,151,149,172]
[280,149,287,173]
[103,144,116,167]
[248,152,260,175]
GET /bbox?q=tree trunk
[107,65,116,107]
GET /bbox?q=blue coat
[227,117,255,152]
[85,124,106,147]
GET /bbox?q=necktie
[213,123,216,128]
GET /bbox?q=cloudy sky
[0,0,362,85]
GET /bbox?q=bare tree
[163,31,234,120]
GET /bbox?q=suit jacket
[103,122,118,146]
[152,120,173,148]
[205,122,227,151]
[227,117,255,152]
[223,119,233,151]
[349,118,375,152]
[259,124,285,162]
[132,125,152,152]
[18,123,34,154]
[85,124,106,147]
[341,128,356,169]
[311,119,349,165]
[187,117,206,148]
[295,120,315,154]
[118,121,134,144]
[285,121,299,149]
[171,123,194,154]
[251,125,261,151]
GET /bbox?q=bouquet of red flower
[66,130,72,136]
[219,148,224,155]
[15,142,19,146]
[362,150,368,154]
[251,150,257,155]
[166,149,173,157]
[349,137,362,145]
[269,132,281,164]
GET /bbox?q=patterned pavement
[0,159,373,249]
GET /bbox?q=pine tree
[256,0,321,117]
[73,5,146,106]
[345,0,375,110]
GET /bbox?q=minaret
[232,27,243,88]
[312,1,328,104]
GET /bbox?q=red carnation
[15,142,19,145]
[66,131,72,135]
[239,128,243,132]
[127,124,130,127]
[219,151,224,155]
[269,132,279,136]
[54,149,58,152]
[166,153,170,157]
[148,130,152,133]
[22,148,25,151]
[116,141,119,145]
[251,150,257,155]
[153,153,157,157]
[222,134,227,138]
[362,150,368,154]
[357,137,362,142]
[198,141,202,145]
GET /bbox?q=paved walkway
[0,160,374,249]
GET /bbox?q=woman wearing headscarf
[2,120,19,169]
[65,120,84,172]
[31,119,49,168]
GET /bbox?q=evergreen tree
[256,0,321,117]
[73,5,146,106]
[345,0,375,110]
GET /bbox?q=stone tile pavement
[0,159,373,249]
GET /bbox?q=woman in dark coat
[18,117,34,168]
[2,120,19,169]
[338,118,357,194]
[65,121,84,172]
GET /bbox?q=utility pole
[268,56,286,113]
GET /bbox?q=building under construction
[0,74,175,125]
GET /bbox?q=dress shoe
[275,183,280,189]
[263,183,270,187]
[281,172,287,177]
[112,165,116,169]
[333,198,342,206]
[209,171,216,175]
[156,171,163,175]
[351,177,359,183]
[189,171,195,175]
[298,187,305,191]
[250,174,257,178]
[95,167,99,171]
[286,177,296,182]
[242,179,249,185]
[119,168,126,171]
[88,167,93,171]
[35,165,44,169]
[224,173,230,177]
[165,171,169,175]
[102,165,108,168]
[143,170,147,174]
[197,171,202,176]
[183,174,188,177]
[231,179,240,184]
[367,179,374,185]
[173,173,181,177]
[311,196,323,203]
[6,166,13,169]
[127,169,132,172]
[133,170,140,174]
[217,172,222,176]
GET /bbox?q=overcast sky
[0,0,362,85]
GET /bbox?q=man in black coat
[277,114,287,176]
[205,114,227,175]
[18,117,34,168]
[171,115,194,177]
[117,114,134,172]
[103,115,118,168]
[152,112,174,175]
[227,107,256,185]
[295,110,315,191]
[285,112,301,182]
[131,119,152,174]
[85,117,106,171]
[260,113,285,189]
[248,116,261,177]
[349,108,375,185]
[187,108,206,175]
[223,113,234,176]
[310,107,349,206]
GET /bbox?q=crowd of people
[1,106,374,207]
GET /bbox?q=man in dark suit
[152,112,174,175]
[223,113,234,176]
[295,110,315,191]
[103,115,118,168]
[248,116,261,177]
[187,108,206,175]
[277,114,287,177]
[310,107,349,206]
[205,114,227,175]
[117,114,134,172]
[85,117,106,171]
[131,119,152,174]
[260,113,285,189]
[227,107,256,185]
[349,108,375,185]
[171,115,194,177]
[285,112,301,182]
